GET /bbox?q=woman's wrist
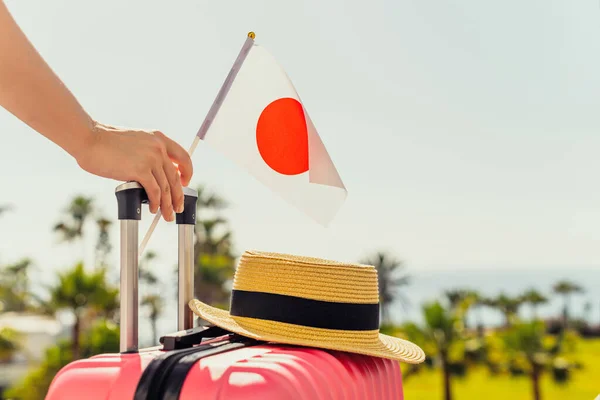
[68,117,99,165]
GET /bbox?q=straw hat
[188,250,425,364]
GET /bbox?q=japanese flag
[198,34,347,226]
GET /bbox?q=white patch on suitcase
[228,372,267,387]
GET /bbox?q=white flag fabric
[200,38,347,226]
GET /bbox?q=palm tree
[489,293,525,328]
[403,301,463,400]
[0,204,12,216]
[468,291,487,336]
[360,251,410,324]
[426,302,459,400]
[583,301,593,325]
[47,263,118,359]
[0,204,12,220]
[140,250,159,286]
[0,259,34,312]
[521,289,548,320]
[95,217,112,269]
[54,196,115,271]
[196,218,232,255]
[445,289,469,310]
[502,321,569,400]
[192,185,236,308]
[0,327,20,363]
[553,280,584,329]
[139,250,164,344]
[53,196,94,242]
[142,294,164,344]
[194,252,237,309]
[53,196,95,264]
[444,289,479,330]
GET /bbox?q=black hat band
[229,289,380,331]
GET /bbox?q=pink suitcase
[45,182,405,399]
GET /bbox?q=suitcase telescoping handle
[115,182,198,353]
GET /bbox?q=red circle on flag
[256,97,309,176]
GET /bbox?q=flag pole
[138,32,256,257]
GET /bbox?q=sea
[137,266,600,346]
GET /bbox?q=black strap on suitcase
[134,326,262,400]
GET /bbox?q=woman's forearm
[0,0,94,159]
[0,1,194,220]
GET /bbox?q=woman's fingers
[152,131,187,217]
[156,131,193,186]
[164,155,184,213]
[138,173,161,215]
[152,165,174,222]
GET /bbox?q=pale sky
[2,0,600,295]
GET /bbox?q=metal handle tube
[176,187,198,331]
[120,220,139,352]
[178,224,194,330]
[115,182,146,353]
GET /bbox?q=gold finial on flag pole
[248,31,256,39]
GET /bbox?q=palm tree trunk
[562,295,569,330]
[72,315,81,360]
[476,307,484,337]
[441,351,452,400]
[531,365,542,400]
[151,317,157,345]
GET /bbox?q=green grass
[401,339,600,400]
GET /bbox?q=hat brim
[189,299,426,364]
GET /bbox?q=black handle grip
[116,182,197,223]
[115,182,148,221]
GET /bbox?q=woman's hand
[75,122,193,222]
